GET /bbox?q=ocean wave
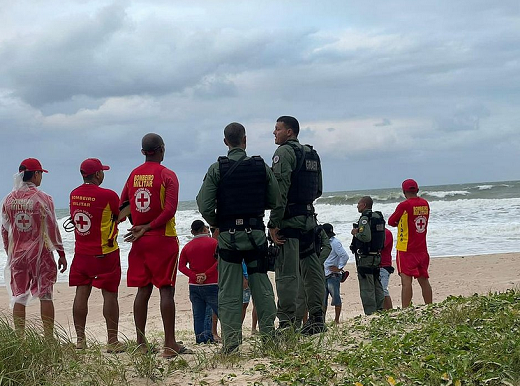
[476,185,493,190]
[422,190,470,199]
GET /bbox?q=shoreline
[0,252,518,344]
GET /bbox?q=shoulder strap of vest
[218,155,247,182]
[285,141,305,174]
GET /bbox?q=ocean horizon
[1,179,520,285]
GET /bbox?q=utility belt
[283,203,315,220]
[218,216,265,233]
[357,266,381,278]
[355,253,382,269]
[279,227,316,259]
[218,242,274,275]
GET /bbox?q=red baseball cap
[80,158,110,176]
[19,158,48,173]
[402,178,419,192]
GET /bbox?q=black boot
[301,313,326,336]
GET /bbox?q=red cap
[402,178,419,192]
[19,158,48,173]
[80,158,110,176]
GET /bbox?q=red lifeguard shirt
[120,161,179,237]
[380,228,393,267]
[178,234,218,285]
[388,197,430,253]
[70,184,120,256]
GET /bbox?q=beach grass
[0,289,518,385]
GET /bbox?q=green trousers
[357,269,384,315]
[275,215,326,324]
[218,256,276,350]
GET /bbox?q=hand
[243,277,249,290]
[211,228,220,240]
[58,255,67,273]
[330,266,341,273]
[269,228,285,245]
[196,273,207,284]
[351,228,359,236]
[124,224,151,242]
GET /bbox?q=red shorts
[396,250,430,278]
[127,235,179,288]
[69,249,121,293]
[10,249,57,298]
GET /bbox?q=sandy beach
[0,252,518,344]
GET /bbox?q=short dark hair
[19,165,35,182]
[224,122,245,147]
[191,220,206,233]
[142,133,164,154]
[83,173,96,182]
[360,196,373,209]
[277,116,300,136]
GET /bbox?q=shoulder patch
[272,155,280,164]
[361,219,368,225]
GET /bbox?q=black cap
[323,223,335,236]
[191,220,206,232]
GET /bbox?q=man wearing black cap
[69,158,124,352]
[178,220,218,344]
[322,223,349,324]
[1,158,67,337]
[388,179,432,308]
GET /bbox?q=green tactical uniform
[295,227,331,326]
[352,209,385,315]
[197,148,283,352]
[268,138,326,328]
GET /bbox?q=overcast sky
[1,0,519,207]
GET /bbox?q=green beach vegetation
[0,289,518,385]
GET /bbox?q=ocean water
[1,180,520,284]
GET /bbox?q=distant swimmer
[388,179,432,308]
[1,158,67,337]
[69,158,124,352]
[121,133,191,358]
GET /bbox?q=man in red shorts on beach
[388,179,432,308]
[121,133,190,358]
[1,158,67,337]
[69,158,123,352]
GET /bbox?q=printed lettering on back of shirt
[413,206,429,216]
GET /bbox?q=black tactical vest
[216,155,267,231]
[284,142,321,218]
[353,210,386,255]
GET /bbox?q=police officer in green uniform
[197,122,284,353]
[350,196,385,315]
[268,116,326,334]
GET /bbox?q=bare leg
[417,277,433,304]
[101,289,120,345]
[73,285,92,348]
[334,305,341,324]
[134,284,153,347]
[159,286,182,357]
[383,296,393,310]
[13,302,26,336]
[211,312,221,342]
[241,302,248,323]
[251,304,258,333]
[400,274,413,308]
[40,299,55,338]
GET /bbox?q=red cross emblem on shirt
[15,213,31,231]
[74,212,91,233]
[415,216,427,233]
[134,189,151,212]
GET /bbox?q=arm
[178,247,198,282]
[148,169,179,230]
[205,241,218,277]
[44,196,67,273]
[388,202,405,227]
[265,166,284,228]
[196,163,219,227]
[354,215,372,243]
[318,230,332,264]
[336,240,349,268]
